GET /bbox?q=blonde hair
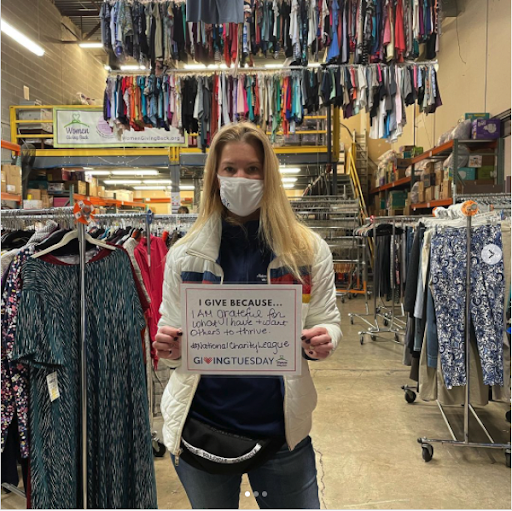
[177,122,316,279]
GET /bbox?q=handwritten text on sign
[181,284,302,376]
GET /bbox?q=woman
[155,122,342,509]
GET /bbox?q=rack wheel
[360,335,364,345]
[383,319,389,327]
[352,293,358,299]
[340,296,345,303]
[152,440,167,458]
[506,410,511,423]
[348,294,352,300]
[405,390,417,403]
[506,450,511,469]
[370,335,376,342]
[350,317,354,325]
[394,333,400,343]
[421,444,434,462]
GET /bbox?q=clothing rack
[351,215,419,344]
[2,207,88,508]
[416,207,511,467]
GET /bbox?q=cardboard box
[23,200,43,210]
[97,186,105,197]
[465,113,490,121]
[477,166,495,180]
[27,189,42,200]
[472,119,501,139]
[435,169,443,186]
[41,191,52,208]
[433,185,441,201]
[468,155,482,167]
[46,168,71,182]
[425,187,433,202]
[65,180,88,195]
[418,182,425,203]
[48,182,66,193]
[1,171,6,193]
[434,161,443,173]
[458,167,477,180]
[88,177,98,197]
[388,190,408,208]
[441,181,453,199]
[2,164,22,194]
[53,197,69,208]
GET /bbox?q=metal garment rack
[350,215,418,345]
[290,196,368,302]
[1,207,89,507]
[417,209,511,467]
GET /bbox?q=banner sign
[53,108,186,147]
[181,284,303,376]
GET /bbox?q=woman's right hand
[154,326,182,360]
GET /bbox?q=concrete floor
[2,298,511,509]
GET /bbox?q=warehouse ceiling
[54,0,103,41]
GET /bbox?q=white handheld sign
[180,284,303,376]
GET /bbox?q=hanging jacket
[158,214,342,457]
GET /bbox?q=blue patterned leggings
[430,225,504,389]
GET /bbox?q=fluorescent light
[283,184,296,189]
[281,177,298,183]
[79,42,103,49]
[179,185,195,190]
[308,63,321,68]
[184,64,206,70]
[104,65,111,71]
[279,167,301,174]
[111,169,159,176]
[1,20,45,56]
[143,180,172,184]
[133,186,167,190]
[86,170,111,176]
[120,65,145,71]
[265,64,283,69]
[104,179,142,185]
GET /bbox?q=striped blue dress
[12,248,157,509]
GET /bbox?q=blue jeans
[171,436,320,509]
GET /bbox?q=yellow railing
[347,141,373,263]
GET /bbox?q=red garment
[395,0,406,59]
[134,237,168,346]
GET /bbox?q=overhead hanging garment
[186,0,244,24]
[101,0,441,67]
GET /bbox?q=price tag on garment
[180,284,303,376]
[46,372,60,402]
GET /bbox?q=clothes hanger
[32,228,116,259]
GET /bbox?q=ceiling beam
[84,22,101,40]
[60,10,99,17]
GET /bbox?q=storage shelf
[1,193,22,202]
[370,176,411,194]
[411,198,453,210]
[1,140,21,153]
[74,194,145,209]
[411,139,498,165]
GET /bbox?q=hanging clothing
[12,249,157,509]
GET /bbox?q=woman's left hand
[301,327,333,360]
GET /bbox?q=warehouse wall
[1,0,107,145]
[340,0,511,175]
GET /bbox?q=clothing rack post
[78,221,88,509]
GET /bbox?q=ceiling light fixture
[179,185,195,190]
[308,63,321,68]
[143,180,172,184]
[104,65,112,71]
[104,179,142,185]
[281,177,298,183]
[279,167,301,174]
[120,65,146,71]
[264,64,283,69]
[184,64,206,70]
[110,169,159,176]
[85,170,111,176]
[79,42,103,49]
[283,183,296,189]
[133,185,167,190]
[1,19,45,56]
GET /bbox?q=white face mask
[218,176,264,217]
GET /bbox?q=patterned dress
[12,248,157,509]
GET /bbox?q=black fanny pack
[179,416,284,475]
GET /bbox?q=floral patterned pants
[430,225,504,389]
